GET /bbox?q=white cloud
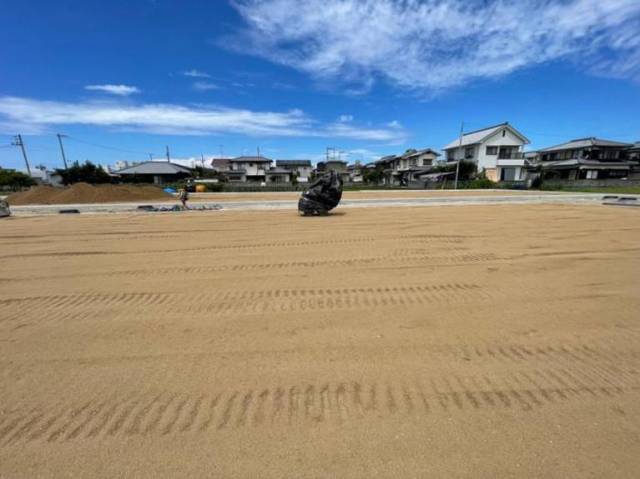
[193,81,220,91]
[338,114,353,122]
[387,120,402,129]
[182,69,211,78]
[84,84,140,96]
[229,0,640,94]
[0,96,406,142]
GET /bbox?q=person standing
[178,187,189,209]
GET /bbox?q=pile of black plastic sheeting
[298,170,343,216]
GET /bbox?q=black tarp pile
[298,170,343,215]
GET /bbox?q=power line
[64,135,160,157]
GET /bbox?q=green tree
[0,169,36,190]
[363,167,384,185]
[54,161,112,185]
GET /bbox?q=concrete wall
[542,179,640,189]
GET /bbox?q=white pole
[454,121,464,189]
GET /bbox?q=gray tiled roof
[230,156,273,163]
[401,148,441,158]
[115,161,192,175]
[443,122,529,150]
[276,159,312,167]
[538,137,633,152]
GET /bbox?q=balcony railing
[498,151,524,159]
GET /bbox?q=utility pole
[326,147,336,162]
[454,121,464,190]
[149,153,154,161]
[257,146,261,157]
[56,133,69,169]
[165,145,170,162]
[201,153,205,167]
[12,134,31,176]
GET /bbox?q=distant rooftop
[538,137,634,152]
[401,148,441,158]
[230,156,273,163]
[443,122,529,150]
[276,159,312,167]
[115,161,192,175]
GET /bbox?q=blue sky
[1,0,639,170]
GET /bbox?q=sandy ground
[1,204,639,478]
[188,188,562,202]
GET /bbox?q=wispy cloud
[84,84,140,96]
[229,0,640,94]
[192,81,220,91]
[182,69,211,78]
[0,96,406,142]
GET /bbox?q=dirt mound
[7,183,172,205]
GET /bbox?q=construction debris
[136,204,222,212]
[298,170,343,215]
[0,199,10,217]
[602,196,640,207]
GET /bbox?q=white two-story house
[228,156,273,183]
[275,159,313,183]
[443,122,529,182]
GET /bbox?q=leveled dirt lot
[1,204,639,478]
[188,188,561,202]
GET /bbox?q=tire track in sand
[2,365,637,446]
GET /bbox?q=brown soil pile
[7,183,172,205]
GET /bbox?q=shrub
[55,161,112,185]
[530,175,543,189]
[468,178,495,189]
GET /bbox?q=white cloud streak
[182,69,211,78]
[0,96,406,142]
[84,84,140,96]
[192,81,220,91]
[229,0,640,94]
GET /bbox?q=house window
[464,147,474,159]
[410,158,417,166]
[486,146,498,155]
[502,130,506,137]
